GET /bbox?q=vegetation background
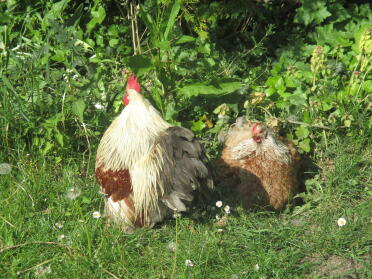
[0,0,371,278]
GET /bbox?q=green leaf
[42,141,54,155]
[55,131,64,147]
[126,55,154,76]
[295,125,310,139]
[189,119,206,133]
[363,80,372,92]
[87,5,106,33]
[82,196,91,204]
[109,38,119,47]
[51,49,65,62]
[108,25,119,37]
[175,35,196,44]
[298,138,311,153]
[162,0,181,40]
[72,99,86,122]
[178,79,241,98]
[289,93,307,106]
[294,0,331,26]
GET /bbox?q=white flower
[94,103,104,110]
[224,205,231,214]
[0,163,12,175]
[167,241,177,252]
[65,187,81,200]
[254,264,260,271]
[216,201,223,208]
[58,234,65,241]
[92,211,101,219]
[185,259,194,267]
[173,211,181,219]
[215,214,220,220]
[55,222,64,230]
[217,228,223,233]
[337,217,346,227]
[34,265,52,276]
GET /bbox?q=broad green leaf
[108,25,119,37]
[298,138,311,153]
[178,79,241,98]
[294,0,331,26]
[289,93,307,106]
[55,131,64,147]
[176,35,196,44]
[51,49,65,62]
[127,55,154,76]
[0,14,11,25]
[72,99,86,122]
[295,125,310,139]
[363,80,372,92]
[87,5,106,33]
[109,38,119,47]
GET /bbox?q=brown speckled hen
[95,75,213,231]
[218,120,300,210]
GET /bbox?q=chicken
[217,119,300,210]
[95,75,213,230]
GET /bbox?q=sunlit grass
[0,140,370,278]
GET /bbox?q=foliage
[1,1,371,277]
[1,0,370,158]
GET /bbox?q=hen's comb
[126,74,141,93]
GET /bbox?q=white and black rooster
[95,75,213,230]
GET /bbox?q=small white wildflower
[167,241,177,252]
[84,6,88,11]
[254,264,260,271]
[94,103,104,110]
[65,187,81,200]
[216,201,223,208]
[231,275,239,279]
[337,217,346,227]
[173,211,181,219]
[58,234,65,241]
[0,163,12,175]
[185,259,194,267]
[72,74,79,80]
[92,211,101,219]
[55,222,64,230]
[224,205,231,214]
[215,214,220,220]
[217,228,223,233]
[34,265,52,276]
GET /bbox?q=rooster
[217,119,300,210]
[95,75,213,230]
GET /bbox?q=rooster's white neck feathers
[96,89,170,171]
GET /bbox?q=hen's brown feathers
[218,121,300,210]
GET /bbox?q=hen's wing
[130,126,213,222]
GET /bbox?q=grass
[0,139,371,279]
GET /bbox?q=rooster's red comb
[126,74,141,93]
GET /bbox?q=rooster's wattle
[95,75,213,230]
